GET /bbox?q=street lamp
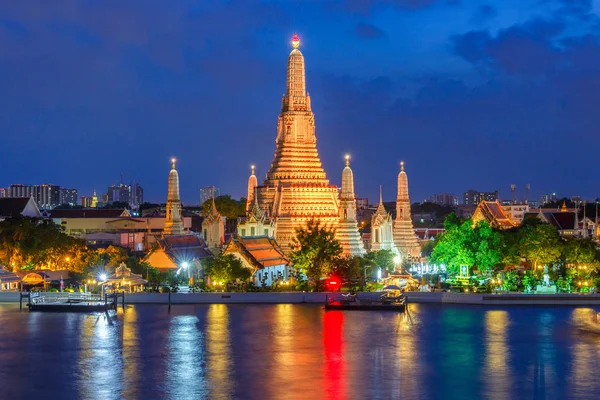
[181,262,190,279]
[394,255,401,271]
[99,273,107,298]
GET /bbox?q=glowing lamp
[99,274,107,282]
[394,255,401,265]
[182,262,189,269]
[292,33,300,49]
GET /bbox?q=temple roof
[472,200,517,229]
[156,234,213,261]
[0,197,39,218]
[524,211,577,230]
[224,235,289,269]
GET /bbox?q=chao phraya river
[0,303,598,399]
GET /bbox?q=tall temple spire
[336,154,365,255]
[164,158,184,236]
[393,161,420,260]
[246,165,258,213]
[240,34,340,252]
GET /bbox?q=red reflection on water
[323,310,346,400]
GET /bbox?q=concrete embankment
[2,291,600,306]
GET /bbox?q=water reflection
[121,307,139,399]
[77,313,122,399]
[396,308,419,399]
[484,310,510,400]
[165,313,205,398]
[206,304,232,399]
[1,304,600,399]
[568,308,600,398]
[322,310,346,400]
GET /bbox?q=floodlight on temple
[292,33,300,49]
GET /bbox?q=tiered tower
[393,162,420,259]
[371,186,396,252]
[246,165,258,213]
[248,34,339,251]
[202,196,225,253]
[335,155,366,256]
[164,158,184,236]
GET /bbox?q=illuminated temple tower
[336,155,366,256]
[164,158,184,236]
[393,162,421,259]
[242,34,339,251]
[371,186,396,252]
[246,165,258,213]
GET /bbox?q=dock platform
[22,292,125,312]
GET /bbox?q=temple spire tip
[292,33,300,49]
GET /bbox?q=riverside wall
[2,291,600,306]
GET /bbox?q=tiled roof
[50,209,128,218]
[0,198,32,218]
[224,235,289,269]
[157,234,213,261]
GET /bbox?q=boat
[324,291,406,312]
[25,292,123,312]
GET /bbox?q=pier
[20,292,125,312]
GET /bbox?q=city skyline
[1,1,599,204]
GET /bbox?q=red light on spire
[292,33,300,49]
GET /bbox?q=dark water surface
[0,303,599,399]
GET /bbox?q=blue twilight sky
[1,0,600,205]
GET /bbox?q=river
[0,303,598,399]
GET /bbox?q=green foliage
[430,219,476,275]
[473,222,502,274]
[201,195,246,219]
[522,271,538,292]
[0,217,88,272]
[519,223,562,269]
[205,254,251,284]
[365,249,396,272]
[562,238,598,266]
[289,219,342,285]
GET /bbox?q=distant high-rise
[200,186,220,205]
[430,193,458,207]
[541,193,557,205]
[463,189,499,205]
[106,179,143,208]
[60,188,78,205]
[7,184,61,209]
[0,188,5,198]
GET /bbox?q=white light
[394,256,401,265]
[99,274,107,282]
[377,268,382,280]
[182,262,189,269]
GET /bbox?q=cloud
[354,23,387,39]
[452,18,568,75]
[336,0,452,15]
[470,4,497,25]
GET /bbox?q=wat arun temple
[238,34,421,259]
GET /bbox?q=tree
[520,223,562,269]
[430,219,476,276]
[0,217,88,271]
[562,237,598,267]
[289,219,342,286]
[201,195,246,219]
[205,254,251,284]
[473,221,502,274]
[365,249,396,273]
